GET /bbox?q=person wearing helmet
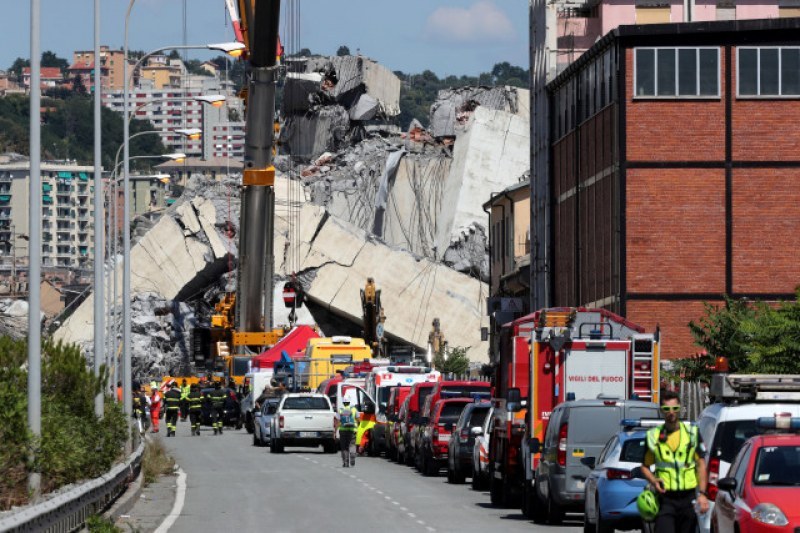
[639,390,709,532]
[164,381,182,437]
[149,381,163,433]
[209,381,227,435]
[336,397,359,467]
[187,383,203,436]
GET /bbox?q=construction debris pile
[56,55,531,373]
[0,299,33,340]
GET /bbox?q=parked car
[419,398,472,476]
[712,415,800,533]
[402,382,438,467]
[253,398,280,447]
[696,374,800,533]
[583,420,656,533]
[397,395,413,465]
[448,401,492,484]
[269,393,336,453]
[472,406,495,490]
[531,398,660,524]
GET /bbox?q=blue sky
[1,1,529,76]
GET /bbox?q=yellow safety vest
[646,423,699,491]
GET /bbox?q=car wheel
[404,447,414,467]
[270,439,284,453]
[489,467,504,506]
[245,413,254,434]
[450,464,466,484]
[423,452,437,476]
[595,496,613,533]
[253,432,260,447]
[547,487,565,525]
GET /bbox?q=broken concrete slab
[430,86,530,138]
[282,72,324,115]
[282,204,489,362]
[434,105,530,260]
[280,105,350,160]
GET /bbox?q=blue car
[583,421,657,532]
[253,398,280,447]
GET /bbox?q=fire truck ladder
[631,334,656,402]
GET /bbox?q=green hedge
[0,337,127,510]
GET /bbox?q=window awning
[0,195,10,202]
[58,171,73,179]
[42,183,52,192]
[42,195,53,204]
[79,172,89,181]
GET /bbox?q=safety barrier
[0,441,144,533]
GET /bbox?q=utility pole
[28,0,42,499]
[93,0,105,418]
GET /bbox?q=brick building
[546,18,800,359]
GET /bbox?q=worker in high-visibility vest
[149,381,162,433]
[337,399,359,467]
[187,384,203,436]
[180,379,191,421]
[639,390,709,533]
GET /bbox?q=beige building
[0,161,96,269]
[70,46,129,90]
[484,178,531,334]
[139,56,184,89]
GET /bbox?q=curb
[105,471,143,523]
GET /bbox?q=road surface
[158,423,583,532]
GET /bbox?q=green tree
[8,57,30,80]
[432,346,470,376]
[41,51,69,73]
[337,45,351,57]
[739,289,800,374]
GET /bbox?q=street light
[175,128,202,141]
[194,94,227,107]
[123,0,245,423]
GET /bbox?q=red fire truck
[487,308,660,513]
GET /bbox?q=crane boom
[234,0,282,348]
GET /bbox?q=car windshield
[416,388,433,413]
[378,388,392,407]
[282,396,330,410]
[468,407,490,428]
[712,420,759,463]
[620,437,647,463]
[439,403,467,423]
[753,445,800,486]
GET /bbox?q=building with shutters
[0,160,96,270]
[544,17,800,359]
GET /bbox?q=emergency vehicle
[364,366,441,455]
[486,308,660,514]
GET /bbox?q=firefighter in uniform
[187,383,203,436]
[132,385,148,434]
[164,382,182,437]
[180,379,190,421]
[337,398,359,467]
[210,381,227,435]
[640,390,709,533]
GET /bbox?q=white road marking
[400,507,408,512]
[408,513,417,518]
[391,501,399,505]
[426,527,436,532]
[154,467,186,533]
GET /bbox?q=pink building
[555,0,797,69]
[22,67,63,89]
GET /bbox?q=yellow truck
[303,336,373,390]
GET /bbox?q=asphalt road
[158,422,583,533]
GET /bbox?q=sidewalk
[115,439,178,532]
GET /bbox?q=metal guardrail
[0,441,144,533]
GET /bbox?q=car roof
[750,433,800,447]
[556,399,658,409]
[700,402,800,422]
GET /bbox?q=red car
[712,416,800,533]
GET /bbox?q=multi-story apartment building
[209,122,245,159]
[0,160,95,270]
[22,67,63,90]
[103,76,243,159]
[68,46,129,90]
[139,55,184,89]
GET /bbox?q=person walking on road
[210,381,227,435]
[132,385,148,434]
[180,379,191,421]
[639,390,709,533]
[337,398,359,467]
[149,381,163,433]
[187,383,203,436]
[164,381,182,437]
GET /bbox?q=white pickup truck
[269,393,336,453]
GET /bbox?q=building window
[737,47,800,97]
[634,47,720,98]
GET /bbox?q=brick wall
[626,168,726,294]
[626,300,722,360]
[732,168,800,293]
[625,49,726,163]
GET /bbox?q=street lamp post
[93,0,104,419]
[122,0,243,419]
[28,0,42,498]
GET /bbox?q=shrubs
[0,337,128,510]
[142,439,175,485]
